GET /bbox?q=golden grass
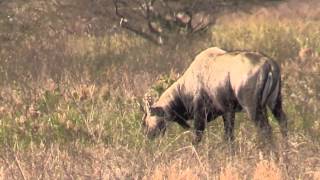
[1,141,318,179]
[253,160,283,180]
[213,13,320,61]
[219,164,240,180]
[148,163,199,180]
[313,171,320,180]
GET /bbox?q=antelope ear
[137,101,145,113]
[150,107,165,117]
[144,95,154,113]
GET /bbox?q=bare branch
[113,0,163,45]
[112,0,216,45]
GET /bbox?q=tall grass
[211,9,320,60]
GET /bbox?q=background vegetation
[0,0,319,179]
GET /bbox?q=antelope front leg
[193,118,205,144]
[192,100,206,144]
[222,111,235,143]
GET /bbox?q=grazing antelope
[142,47,287,144]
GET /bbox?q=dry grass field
[0,0,320,179]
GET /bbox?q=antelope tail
[261,71,274,107]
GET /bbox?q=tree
[113,0,220,45]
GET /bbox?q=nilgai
[142,47,287,144]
